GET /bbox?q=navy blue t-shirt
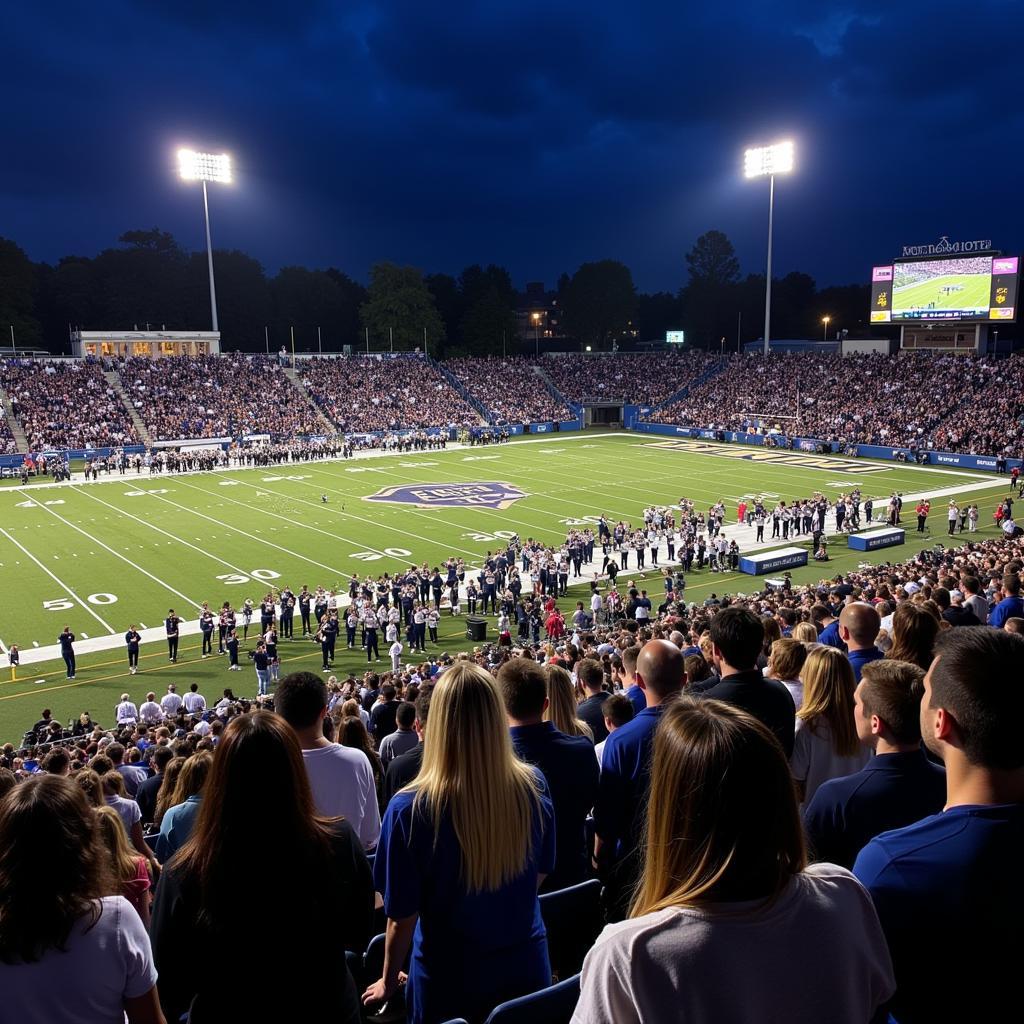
[804,749,946,869]
[375,779,555,1024]
[854,803,1024,1023]
[510,721,599,890]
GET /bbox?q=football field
[893,272,990,315]
[0,432,1011,742]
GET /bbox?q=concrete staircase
[103,370,152,445]
[428,355,491,424]
[0,384,28,452]
[649,358,729,414]
[284,366,338,435]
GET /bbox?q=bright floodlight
[178,149,232,184]
[744,140,794,179]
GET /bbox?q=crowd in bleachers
[0,359,140,450]
[2,519,1022,1022]
[652,350,1024,455]
[445,357,573,424]
[540,351,717,406]
[0,402,17,454]
[297,354,480,433]
[117,354,322,440]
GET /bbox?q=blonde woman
[545,664,594,741]
[791,621,819,644]
[153,756,185,829]
[573,698,893,1023]
[363,661,555,1024]
[155,751,212,863]
[95,804,152,928]
[791,646,871,805]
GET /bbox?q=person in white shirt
[274,670,380,849]
[389,639,403,673]
[114,694,139,726]
[573,698,893,1024]
[183,683,206,714]
[590,588,603,625]
[161,684,183,717]
[139,692,163,726]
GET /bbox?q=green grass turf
[0,432,1013,743]
[892,273,990,315]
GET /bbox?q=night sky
[2,1,1020,292]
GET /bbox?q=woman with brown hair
[154,750,212,863]
[338,715,385,807]
[573,698,893,1022]
[791,646,871,805]
[0,775,165,1023]
[885,601,940,671]
[152,756,185,828]
[150,712,373,1023]
[544,663,593,741]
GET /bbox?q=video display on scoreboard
[870,256,1018,323]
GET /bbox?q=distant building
[72,330,221,359]
[516,282,564,346]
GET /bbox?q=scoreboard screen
[870,255,1018,323]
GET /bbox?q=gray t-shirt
[0,896,156,1024]
[572,864,893,1024]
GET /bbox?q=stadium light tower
[822,315,831,341]
[178,148,232,332]
[744,140,794,356]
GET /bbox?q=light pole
[532,312,541,358]
[822,315,831,341]
[744,140,794,356]
[178,149,231,333]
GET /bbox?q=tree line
[0,228,870,355]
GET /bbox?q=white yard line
[0,527,116,634]
[25,497,202,611]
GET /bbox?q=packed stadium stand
[443,356,575,424]
[116,354,322,440]
[0,359,140,450]
[296,353,480,433]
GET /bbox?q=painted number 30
[215,569,282,585]
[43,593,117,611]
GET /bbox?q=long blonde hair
[154,756,186,827]
[797,646,860,757]
[544,665,593,740]
[94,804,140,884]
[168,751,213,807]
[631,698,805,918]
[405,662,543,892]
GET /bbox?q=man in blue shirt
[499,658,599,892]
[805,659,946,868]
[839,602,884,682]
[595,639,684,919]
[854,627,1024,1024]
[618,645,645,715]
[988,574,1024,628]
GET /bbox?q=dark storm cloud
[1,0,1020,292]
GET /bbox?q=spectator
[838,603,884,682]
[369,683,400,745]
[791,647,871,806]
[275,671,381,850]
[544,664,594,741]
[988,574,1024,628]
[499,657,600,892]
[854,628,1024,1023]
[338,717,385,807]
[697,607,796,757]
[805,659,946,869]
[595,639,686,920]
[154,751,211,864]
[94,804,153,929]
[0,775,164,1024]
[594,693,635,766]
[151,712,374,1023]
[381,685,432,809]
[378,701,419,769]
[885,602,940,671]
[766,637,808,710]
[135,745,174,827]
[365,661,555,1023]
[574,698,894,1023]
[575,657,610,742]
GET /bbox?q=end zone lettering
[645,439,881,474]
[365,481,527,510]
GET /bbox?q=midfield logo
[366,481,527,510]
